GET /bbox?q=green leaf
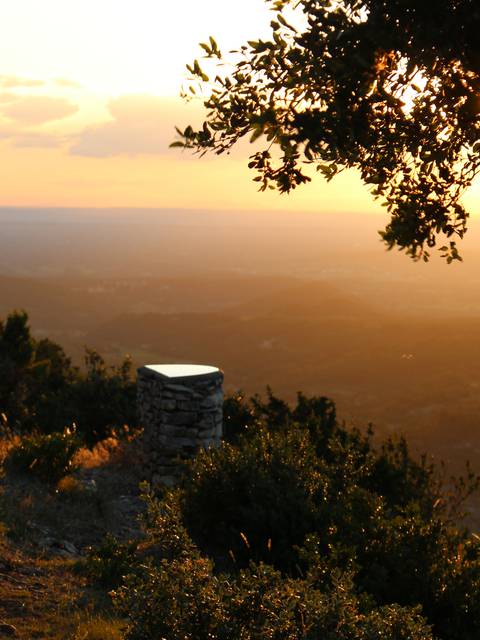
[250,127,264,143]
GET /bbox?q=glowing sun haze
[0,0,477,214]
[0,0,275,95]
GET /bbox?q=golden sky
[0,0,477,214]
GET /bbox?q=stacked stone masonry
[137,364,224,487]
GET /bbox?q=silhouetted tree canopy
[0,310,136,444]
[175,0,480,262]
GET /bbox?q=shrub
[183,395,435,575]
[5,426,81,484]
[222,387,338,444]
[66,348,137,446]
[117,560,434,640]
[0,310,136,446]
[179,391,480,640]
[81,533,139,589]
[182,426,324,571]
[113,488,434,640]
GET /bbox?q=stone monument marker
[137,364,224,486]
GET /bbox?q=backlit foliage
[0,310,136,445]
[115,392,480,640]
[176,0,480,261]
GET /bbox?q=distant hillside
[228,279,374,319]
[2,207,480,476]
[85,279,480,473]
[0,273,304,359]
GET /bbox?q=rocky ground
[0,436,144,639]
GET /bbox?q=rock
[159,424,189,437]
[39,537,80,558]
[200,391,224,409]
[18,566,41,576]
[161,411,198,426]
[177,400,200,411]
[160,399,176,411]
[159,475,177,487]
[163,383,195,395]
[0,560,13,572]
[78,478,97,494]
[0,622,18,637]
[138,364,224,486]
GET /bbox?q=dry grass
[0,433,144,547]
[69,614,125,640]
[74,437,123,470]
[0,431,145,638]
[0,535,81,638]
[0,429,18,465]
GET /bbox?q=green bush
[182,425,323,571]
[80,533,139,589]
[113,489,434,640]
[110,393,480,639]
[222,387,337,443]
[117,561,434,640]
[65,348,137,447]
[178,391,480,640]
[5,426,81,483]
[0,310,136,445]
[183,392,442,575]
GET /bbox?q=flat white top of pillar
[145,364,219,378]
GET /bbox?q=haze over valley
[2,206,480,475]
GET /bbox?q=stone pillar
[137,364,223,486]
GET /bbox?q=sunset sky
[0,0,478,214]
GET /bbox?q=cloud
[0,92,19,104]
[0,75,43,88]
[53,77,82,89]
[70,95,203,158]
[0,124,63,149]
[13,132,63,148]
[0,95,78,125]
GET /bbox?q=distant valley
[2,207,480,477]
